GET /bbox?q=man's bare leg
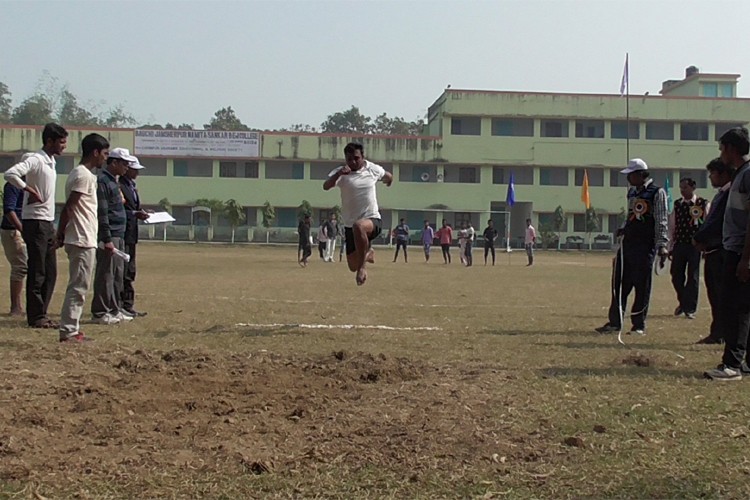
[351,219,375,285]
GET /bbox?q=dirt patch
[622,353,653,367]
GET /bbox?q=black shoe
[595,323,620,334]
[741,362,750,375]
[696,336,723,345]
[674,306,683,316]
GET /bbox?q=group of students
[1,123,148,343]
[591,126,750,381]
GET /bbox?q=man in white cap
[91,147,135,324]
[596,158,669,335]
[119,157,150,317]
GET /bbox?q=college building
[1,66,748,247]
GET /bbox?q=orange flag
[581,169,591,209]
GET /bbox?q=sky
[2,0,748,130]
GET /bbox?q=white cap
[109,147,137,163]
[621,158,648,174]
[128,156,145,170]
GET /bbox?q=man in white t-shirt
[4,123,68,328]
[323,142,393,285]
[525,218,537,266]
[55,134,109,342]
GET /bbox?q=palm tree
[261,201,276,244]
[224,199,246,244]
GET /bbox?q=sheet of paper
[143,211,176,224]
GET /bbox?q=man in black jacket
[693,158,734,344]
[119,157,150,317]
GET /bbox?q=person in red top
[435,219,453,264]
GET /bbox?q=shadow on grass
[539,366,703,379]
[484,329,586,337]
[556,341,696,351]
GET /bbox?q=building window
[0,155,18,173]
[173,159,212,177]
[244,161,259,178]
[678,169,708,189]
[451,117,481,136]
[702,83,718,97]
[680,123,709,141]
[442,166,478,184]
[720,83,734,98]
[492,167,504,184]
[491,118,534,137]
[574,168,604,187]
[399,164,437,183]
[541,120,569,138]
[265,161,305,180]
[539,167,568,186]
[245,207,258,226]
[538,212,568,231]
[172,205,192,225]
[609,169,630,187]
[219,161,237,178]
[650,169,675,190]
[645,122,674,140]
[138,158,167,176]
[611,121,639,139]
[573,214,587,232]
[275,208,298,227]
[310,162,340,180]
[575,120,604,138]
[715,123,746,141]
[55,156,74,175]
[608,214,622,234]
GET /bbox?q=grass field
[0,243,747,499]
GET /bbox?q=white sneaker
[93,314,120,325]
[114,312,133,322]
[704,365,742,381]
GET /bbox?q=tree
[553,205,566,250]
[283,123,317,133]
[204,106,249,131]
[320,106,372,134]
[58,89,99,126]
[371,113,424,135]
[11,95,53,125]
[0,82,12,123]
[224,199,246,244]
[101,104,136,128]
[585,207,601,234]
[297,200,313,221]
[261,201,276,244]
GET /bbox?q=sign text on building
[134,129,260,157]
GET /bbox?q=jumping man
[323,143,393,285]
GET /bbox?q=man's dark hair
[400,218,405,223]
[679,177,696,188]
[719,127,750,156]
[706,158,732,175]
[81,133,109,158]
[42,123,68,144]
[344,142,364,155]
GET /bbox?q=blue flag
[664,176,673,213]
[506,172,516,207]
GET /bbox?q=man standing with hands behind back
[120,157,149,317]
[4,123,68,328]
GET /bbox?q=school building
[1,65,748,246]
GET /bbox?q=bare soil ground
[0,244,748,499]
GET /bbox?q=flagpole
[625,53,630,161]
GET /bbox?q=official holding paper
[120,157,150,317]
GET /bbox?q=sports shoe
[114,312,133,322]
[674,306,684,316]
[60,332,92,343]
[627,328,645,336]
[704,364,742,381]
[685,312,696,320]
[121,308,147,318]
[595,323,620,334]
[92,314,120,325]
[741,362,750,375]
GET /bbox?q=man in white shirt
[55,134,109,342]
[525,218,537,266]
[4,123,68,328]
[465,221,476,267]
[323,142,393,285]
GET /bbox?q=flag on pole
[619,54,629,97]
[506,172,515,207]
[664,176,673,213]
[581,169,591,209]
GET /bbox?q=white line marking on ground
[235,323,441,331]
